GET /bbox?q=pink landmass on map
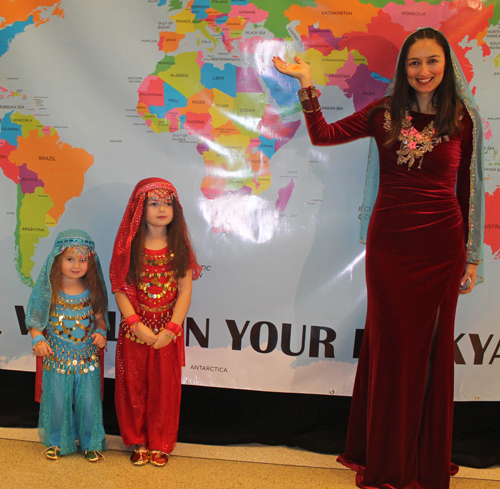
[236,67,262,93]
[196,51,204,69]
[0,139,18,182]
[275,120,301,152]
[248,138,261,152]
[302,33,335,56]
[183,111,211,135]
[326,54,359,90]
[138,76,165,107]
[382,0,454,31]
[485,188,500,259]
[276,179,295,212]
[259,106,300,141]
[18,163,44,193]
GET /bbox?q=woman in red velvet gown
[273,28,484,489]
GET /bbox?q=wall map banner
[1,0,500,400]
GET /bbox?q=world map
[1,0,499,283]
[1,0,500,398]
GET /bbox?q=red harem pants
[115,327,181,453]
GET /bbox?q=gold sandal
[85,450,105,463]
[130,447,149,466]
[149,450,169,467]
[43,446,61,460]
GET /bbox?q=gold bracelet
[297,86,321,113]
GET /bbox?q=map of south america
[0,107,93,285]
[0,2,94,286]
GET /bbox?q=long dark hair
[127,197,192,285]
[50,253,107,316]
[385,28,463,146]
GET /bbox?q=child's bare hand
[135,323,157,345]
[152,332,173,350]
[33,340,53,357]
[91,331,107,348]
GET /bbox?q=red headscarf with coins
[110,177,201,314]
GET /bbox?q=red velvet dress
[303,99,472,489]
[115,247,182,453]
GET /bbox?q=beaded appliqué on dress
[384,110,449,169]
[124,248,178,342]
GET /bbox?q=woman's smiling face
[406,39,445,101]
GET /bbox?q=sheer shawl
[26,228,110,332]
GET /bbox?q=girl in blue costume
[27,229,109,462]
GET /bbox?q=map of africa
[136,0,500,245]
[1,0,500,399]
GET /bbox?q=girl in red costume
[110,177,201,467]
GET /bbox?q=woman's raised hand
[272,55,313,88]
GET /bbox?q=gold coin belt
[123,310,174,343]
[43,343,100,375]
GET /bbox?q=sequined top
[43,290,100,375]
[139,247,177,302]
[124,248,178,341]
